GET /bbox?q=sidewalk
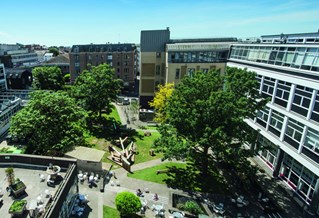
[252,156,309,218]
[79,158,176,218]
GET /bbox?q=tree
[115,191,142,217]
[9,91,87,156]
[72,64,122,118]
[5,167,15,186]
[32,66,64,91]
[154,67,267,177]
[48,47,59,56]
[149,83,174,123]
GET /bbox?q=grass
[134,130,162,164]
[85,106,162,166]
[128,162,186,184]
[103,205,120,218]
[103,107,121,124]
[103,205,142,218]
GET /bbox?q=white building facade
[227,32,319,215]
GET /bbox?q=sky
[1,0,319,46]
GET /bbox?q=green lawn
[104,106,121,123]
[103,205,120,218]
[128,162,186,184]
[103,205,142,218]
[134,130,162,164]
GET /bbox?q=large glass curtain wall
[168,51,228,63]
[230,46,319,72]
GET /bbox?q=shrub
[115,191,142,216]
[177,200,203,215]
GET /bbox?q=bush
[115,191,142,216]
[177,200,203,215]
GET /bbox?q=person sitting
[136,189,144,197]
[153,193,159,201]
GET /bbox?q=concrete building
[227,31,319,215]
[0,64,31,137]
[0,44,19,56]
[69,43,138,92]
[0,49,38,68]
[139,28,237,108]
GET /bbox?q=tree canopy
[48,47,59,56]
[154,67,267,177]
[149,83,174,123]
[115,191,141,216]
[71,64,122,117]
[9,91,87,156]
[32,66,64,91]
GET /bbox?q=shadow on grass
[164,164,228,194]
[87,115,143,143]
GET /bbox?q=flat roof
[65,146,105,162]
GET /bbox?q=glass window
[270,111,284,131]
[175,69,180,79]
[303,53,315,66]
[286,118,304,143]
[304,127,319,152]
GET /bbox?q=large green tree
[48,47,59,56]
[10,91,87,156]
[154,67,267,177]
[32,66,64,91]
[115,191,142,217]
[72,64,122,118]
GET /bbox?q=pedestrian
[153,193,159,201]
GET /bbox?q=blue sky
[1,0,319,46]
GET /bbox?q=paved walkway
[79,158,177,218]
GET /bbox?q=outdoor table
[154,204,163,211]
[28,200,37,210]
[172,211,184,218]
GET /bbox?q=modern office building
[227,31,319,215]
[69,43,138,92]
[139,28,237,108]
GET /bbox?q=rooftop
[0,167,66,218]
[70,43,137,53]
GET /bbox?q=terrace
[0,167,66,218]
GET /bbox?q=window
[187,68,195,77]
[156,65,160,75]
[291,85,313,117]
[175,69,180,79]
[256,107,270,128]
[304,127,319,154]
[156,52,161,58]
[285,118,304,144]
[268,110,284,137]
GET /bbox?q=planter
[172,193,208,217]
[9,200,27,216]
[11,181,27,197]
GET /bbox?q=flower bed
[11,181,26,197]
[172,193,208,217]
[9,200,27,215]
